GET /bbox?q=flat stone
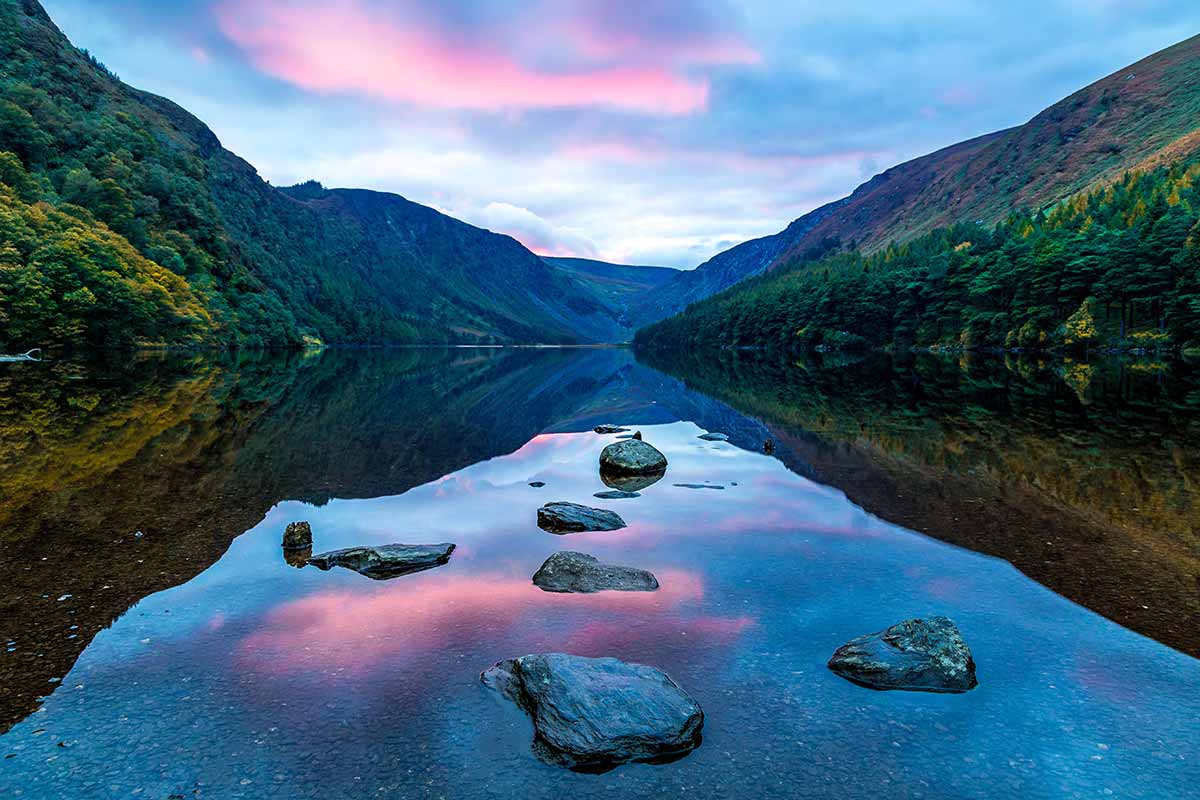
[482,653,703,771]
[674,484,725,490]
[827,616,978,693]
[600,439,668,476]
[537,502,626,534]
[528,481,546,488]
[594,425,629,434]
[698,432,729,442]
[307,543,455,580]
[593,490,640,500]
[532,551,658,593]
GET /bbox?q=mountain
[633,34,1200,330]
[542,256,677,339]
[771,33,1200,263]
[637,148,1200,351]
[542,256,677,289]
[0,0,623,349]
[625,199,847,329]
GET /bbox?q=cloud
[213,0,761,114]
[42,0,1200,269]
[467,202,600,258]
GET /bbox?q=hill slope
[637,155,1200,352]
[542,256,678,339]
[0,0,621,348]
[634,34,1200,330]
[625,198,848,329]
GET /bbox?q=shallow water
[1,348,1197,799]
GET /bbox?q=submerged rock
[593,490,640,500]
[827,616,978,693]
[282,521,313,550]
[533,551,659,593]
[674,483,725,490]
[307,543,455,580]
[537,502,626,534]
[600,439,668,476]
[482,653,703,771]
[698,432,729,442]
[594,425,628,434]
[528,481,546,488]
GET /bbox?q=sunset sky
[43,0,1200,267]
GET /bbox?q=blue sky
[41,1,1200,267]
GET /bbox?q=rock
[674,483,725,490]
[615,431,644,441]
[594,425,628,434]
[633,431,643,440]
[827,616,978,693]
[282,521,312,550]
[533,551,659,593]
[482,653,703,771]
[537,502,626,534]
[528,481,546,488]
[600,439,668,476]
[307,543,455,580]
[601,470,664,493]
[764,439,776,455]
[698,432,729,442]
[593,490,640,500]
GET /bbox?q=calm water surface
[0,348,1197,799]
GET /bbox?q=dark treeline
[637,161,1200,353]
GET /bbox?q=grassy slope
[782,34,1200,259]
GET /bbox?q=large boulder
[533,551,659,594]
[537,502,626,534]
[600,439,668,476]
[482,653,703,771]
[282,521,313,550]
[827,616,978,693]
[307,543,455,580]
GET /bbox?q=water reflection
[641,347,1200,657]
[0,348,1197,799]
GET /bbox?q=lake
[1,347,1197,799]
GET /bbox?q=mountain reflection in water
[0,347,1197,799]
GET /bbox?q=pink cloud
[216,0,712,114]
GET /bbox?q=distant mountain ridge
[542,256,678,339]
[0,0,626,348]
[625,198,846,329]
[635,33,1200,329]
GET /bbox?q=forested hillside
[636,160,1200,351]
[0,0,620,349]
[634,34,1200,332]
